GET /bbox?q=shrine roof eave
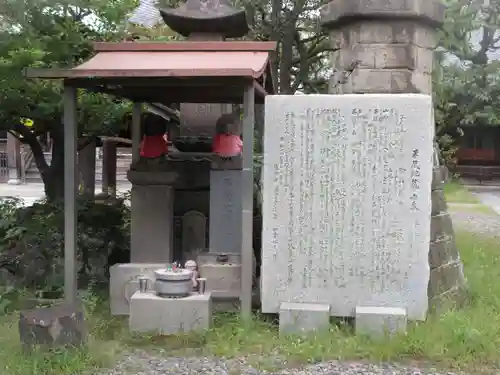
[24,41,277,99]
[81,78,268,104]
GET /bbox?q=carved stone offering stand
[129,263,212,335]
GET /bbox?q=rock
[18,302,86,351]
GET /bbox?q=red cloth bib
[140,134,168,158]
[212,134,243,157]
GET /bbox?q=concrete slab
[355,306,407,337]
[279,302,330,335]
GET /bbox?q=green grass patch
[448,202,498,215]
[1,231,500,374]
[444,181,480,203]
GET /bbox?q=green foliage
[0,196,130,297]
[434,0,500,165]
[0,0,138,136]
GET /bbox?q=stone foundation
[129,292,212,335]
[279,302,330,336]
[355,306,407,337]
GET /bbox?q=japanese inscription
[261,94,434,320]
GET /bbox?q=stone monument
[320,0,467,311]
[261,94,434,334]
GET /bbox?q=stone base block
[19,302,86,352]
[129,292,212,335]
[279,302,330,335]
[110,263,165,316]
[355,306,407,337]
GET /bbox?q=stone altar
[261,94,434,321]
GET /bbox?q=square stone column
[320,0,445,95]
[128,170,178,263]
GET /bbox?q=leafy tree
[0,0,138,200]
[434,0,500,166]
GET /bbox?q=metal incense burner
[154,268,193,298]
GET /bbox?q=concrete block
[109,263,164,316]
[129,292,212,335]
[279,302,330,335]
[355,306,407,337]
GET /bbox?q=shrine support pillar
[320,0,467,310]
[63,84,78,304]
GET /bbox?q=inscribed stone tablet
[209,170,242,254]
[261,94,434,321]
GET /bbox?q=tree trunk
[42,126,65,202]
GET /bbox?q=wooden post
[102,140,117,197]
[240,82,255,320]
[6,132,21,185]
[63,84,78,304]
[132,103,142,164]
[78,138,96,197]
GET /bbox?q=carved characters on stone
[261,94,434,321]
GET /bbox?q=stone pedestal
[109,263,165,315]
[129,292,212,335]
[355,306,407,337]
[320,0,467,311]
[279,302,330,336]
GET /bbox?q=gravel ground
[99,351,464,375]
[449,206,500,236]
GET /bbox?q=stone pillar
[6,132,21,185]
[102,140,117,197]
[78,139,96,197]
[320,0,467,310]
[127,170,178,263]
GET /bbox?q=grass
[2,231,500,374]
[448,202,498,215]
[444,181,480,203]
